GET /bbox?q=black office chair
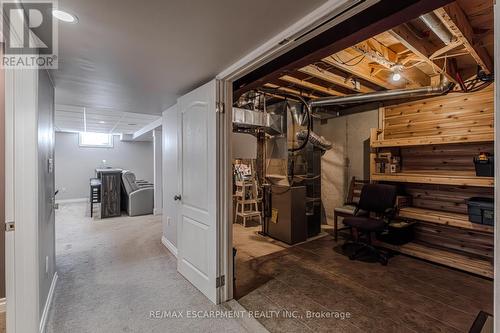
[342,183,397,265]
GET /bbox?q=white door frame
[5,67,41,333]
[214,0,376,302]
[493,2,499,331]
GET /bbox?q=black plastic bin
[467,197,494,226]
[474,155,494,177]
[377,221,416,245]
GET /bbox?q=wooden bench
[333,177,369,241]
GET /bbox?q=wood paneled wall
[382,86,494,140]
[415,222,493,259]
[401,142,494,173]
[405,184,494,215]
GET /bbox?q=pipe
[420,13,454,45]
[309,79,455,108]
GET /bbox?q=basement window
[79,132,114,148]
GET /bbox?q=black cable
[331,54,365,67]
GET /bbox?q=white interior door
[177,79,221,303]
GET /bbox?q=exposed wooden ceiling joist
[389,25,457,84]
[298,65,374,94]
[353,39,431,87]
[434,3,493,73]
[263,83,320,99]
[322,49,399,90]
[278,75,346,96]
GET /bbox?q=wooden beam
[234,0,456,97]
[434,3,493,73]
[322,49,399,90]
[429,39,463,59]
[263,83,320,99]
[353,39,431,87]
[278,75,345,96]
[389,25,457,84]
[298,65,374,93]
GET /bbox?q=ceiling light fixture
[392,72,402,82]
[99,121,106,124]
[52,9,78,23]
[391,64,404,82]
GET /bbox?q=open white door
[176,79,224,303]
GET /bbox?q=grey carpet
[46,203,252,333]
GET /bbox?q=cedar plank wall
[383,85,494,139]
[380,86,494,260]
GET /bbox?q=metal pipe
[420,12,454,45]
[309,79,455,108]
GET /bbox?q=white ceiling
[55,104,160,134]
[51,0,328,115]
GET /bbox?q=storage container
[467,197,494,225]
[474,155,494,177]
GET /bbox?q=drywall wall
[55,132,154,200]
[153,128,163,215]
[38,69,56,320]
[317,109,378,225]
[162,105,178,251]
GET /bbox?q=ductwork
[420,13,454,45]
[309,79,455,108]
[232,107,283,135]
[296,130,332,151]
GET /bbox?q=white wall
[317,109,378,225]
[162,105,178,253]
[55,132,154,200]
[153,128,163,215]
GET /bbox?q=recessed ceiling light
[52,9,78,23]
[99,121,106,124]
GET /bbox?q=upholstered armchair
[121,171,154,216]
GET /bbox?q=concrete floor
[46,202,258,333]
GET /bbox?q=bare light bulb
[392,72,402,82]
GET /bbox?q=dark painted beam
[234,0,455,98]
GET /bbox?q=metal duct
[420,13,454,45]
[296,130,332,151]
[309,79,455,108]
[232,107,283,135]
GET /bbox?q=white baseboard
[161,236,177,257]
[55,197,88,204]
[0,298,5,313]
[153,208,163,216]
[39,272,58,333]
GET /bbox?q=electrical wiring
[330,53,365,67]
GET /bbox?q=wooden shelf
[398,207,493,233]
[374,240,493,278]
[371,172,494,187]
[371,132,493,148]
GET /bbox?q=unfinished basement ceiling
[51,0,329,115]
[241,0,494,102]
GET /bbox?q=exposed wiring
[331,54,365,67]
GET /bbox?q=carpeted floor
[46,202,256,333]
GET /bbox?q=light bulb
[392,73,401,82]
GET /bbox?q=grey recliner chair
[121,171,154,216]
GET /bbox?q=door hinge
[216,102,225,114]
[5,221,15,232]
[216,275,225,288]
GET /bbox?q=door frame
[214,0,370,302]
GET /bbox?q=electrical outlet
[167,216,171,226]
[45,256,49,274]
